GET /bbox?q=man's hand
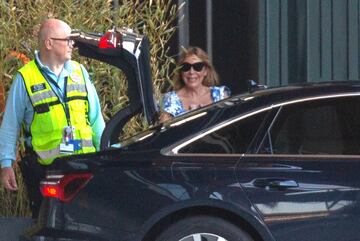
[0,167,18,191]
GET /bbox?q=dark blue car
[23,28,360,241]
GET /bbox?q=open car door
[70,27,158,150]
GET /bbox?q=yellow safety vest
[19,60,96,165]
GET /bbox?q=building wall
[259,0,360,86]
[212,0,258,94]
[176,0,359,90]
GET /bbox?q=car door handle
[253,178,299,189]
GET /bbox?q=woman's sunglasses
[180,62,206,72]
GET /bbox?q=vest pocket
[32,112,54,133]
[32,131,62,151]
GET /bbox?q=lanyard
[62,76,71,125]
[34,60,72,126]
[44,74,72,126]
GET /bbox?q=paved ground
[0,217,34,241]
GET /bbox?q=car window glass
[179,111,269,154]
[259,96,360,155]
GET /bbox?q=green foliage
[0,0,179,216]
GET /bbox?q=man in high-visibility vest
[0,19,105,217]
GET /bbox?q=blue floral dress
[161,86,230,117]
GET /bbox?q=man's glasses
[180,62,206,72]
[50,37,74,46]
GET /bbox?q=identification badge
[63,126,75,144]
[31,83,46,93]
[60,143,74,154]
[60,126,76,154]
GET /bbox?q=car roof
[238,80,360,100]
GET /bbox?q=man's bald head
[38,19,71,49]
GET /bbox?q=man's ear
[44,39,52,50]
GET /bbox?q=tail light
[40,173,93,202]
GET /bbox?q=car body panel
[237,155,360,241]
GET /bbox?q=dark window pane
[179,111,269,154]
[259,96,360,155]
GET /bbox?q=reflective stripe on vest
[36,139,94,160]
[29,90,58,103]
[28,84,87,104]
[19,60,96,165]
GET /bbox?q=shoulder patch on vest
[31,83,46,93]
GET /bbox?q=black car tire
[155,215,254,241]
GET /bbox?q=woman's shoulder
[163,90,177,97]
[162,90,179,101]
[161,90,185,117]
[211,85,230,92]
[210,85,231,101]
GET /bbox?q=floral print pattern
[162,86,230,117]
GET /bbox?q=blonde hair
[174,46,220,90]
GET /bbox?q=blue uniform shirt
[0,51,105,168]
